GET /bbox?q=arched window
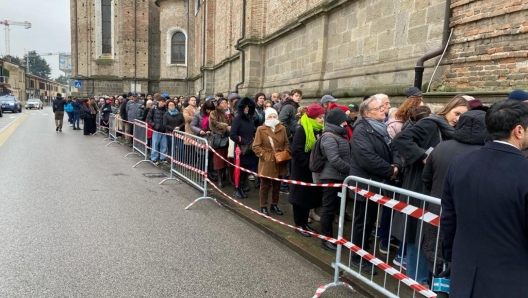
[171,32,186,64]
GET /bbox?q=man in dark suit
[441,100,528,298]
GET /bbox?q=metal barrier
[125,119,153,167]
[316,176,441,298]
[104,114,123,146]
[94,110,107,136]
[159,130,220,209]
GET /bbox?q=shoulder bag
[268,136,292,165]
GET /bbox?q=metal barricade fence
[125,119,152,167]
[316,176,441,298]
[94,110,106,136]
[104,113,123,146]
[160,130,219,209]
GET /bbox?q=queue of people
[59,87,528,297]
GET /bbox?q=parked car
[26,98,43,109]
[0,95,22,113]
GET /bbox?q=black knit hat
[326,108,348,126]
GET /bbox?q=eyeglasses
[368,105,385,112]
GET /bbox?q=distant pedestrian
[441,100,528,298]
[71,98,82,130]
[83,98,98,135]
[52,93,67,132]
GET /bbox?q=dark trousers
[352,199,378,253]
[320,179,341,237]
[259,178,280,207]
[292,204,310,227]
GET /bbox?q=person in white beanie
[252,108,290,216]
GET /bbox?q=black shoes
[296,227,311,237]
[261,207,269,216]
[56,126,59,132]
[321,241,337,252]
[304,225,318,233]
[242,185,250,193]
[351,257,378,275]
[233,188,244,199]
[270,204,283,215]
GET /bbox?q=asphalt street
[0,107,361,297]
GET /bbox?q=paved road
[0,107,360,297]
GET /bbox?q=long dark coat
[441,141,528,298]
[392,115,454,243]
[421,110,487,272]
[288,125,323,209]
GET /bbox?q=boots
[239,181,249,198]
[261,207,269,216]
[270,204,283,215]
[233,188,244,199]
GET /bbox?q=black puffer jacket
[420,110,488,272]
[349,118,402,201]
[319,123,351,181]
[147,105,167,132]
[230,97,258,166]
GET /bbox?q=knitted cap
[306,104,326,119]
[265,107,278,119]
[326,108,348,126]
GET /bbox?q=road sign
[74,81,82,88]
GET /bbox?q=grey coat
[319,123,351,181]
[126,99,143,122]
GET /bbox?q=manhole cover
[143,173,168,178]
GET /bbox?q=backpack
[79,105,89,119]
[65,102,73,113]
[309,132,338,173]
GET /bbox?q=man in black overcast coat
[441,100,528,298]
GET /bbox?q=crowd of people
[54,87,528,295]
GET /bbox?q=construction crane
[1,20,32,56]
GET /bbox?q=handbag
[211,132,229,149]
[240,139,254,155]
[268,136,292,165]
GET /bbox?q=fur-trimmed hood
[236,97,256,116]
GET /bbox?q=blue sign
[74,81,82,88]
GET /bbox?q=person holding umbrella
[229,97,258,199]
[252,108,289,216]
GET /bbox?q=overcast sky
[1,0,71,79]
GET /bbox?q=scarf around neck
[365,117,391,146]
[300,114,324,152]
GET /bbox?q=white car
[26,98,43,109]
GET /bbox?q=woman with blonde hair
[252,108,289,216]
[392,94,469,287]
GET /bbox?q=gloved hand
[437,262,451,278]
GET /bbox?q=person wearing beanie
[252,108,289,216]
[347,95,403,275]
[329,104,354,141]
[288,103,325,236]
[317,108,351,252]
[508,89,528,102]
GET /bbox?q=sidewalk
[111,134,419,298]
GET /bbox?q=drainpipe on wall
[134,0,137,92]
[234,0,246,94]
[197,0,206,100]
[186,0,190,95]
[414,0,452,90]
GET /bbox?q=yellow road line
[0,114,29,148]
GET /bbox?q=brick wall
[438,0,528,91]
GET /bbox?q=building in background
[69,0,528,102]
